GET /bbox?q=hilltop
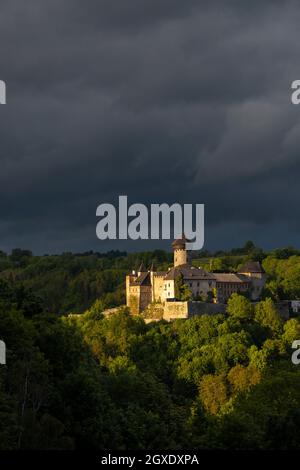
[0,242,300,316]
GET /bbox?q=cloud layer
[0,0,300,253]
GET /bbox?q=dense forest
[0,248,172,314]
[1,242,300,449]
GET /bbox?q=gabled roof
[164,265,214,281]
[131,271,151,286]
[164,267,182,281]
[238,261,265,274]
[153,271,167,277]
[138,262,146,273]
[149,261,156,272]
[213,273,250,284]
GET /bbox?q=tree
[199,374,228,415]
[174,273,192,301]
[227,294,253,321]
[282,318,300,346]
[215,368,300,449]
[227,364,261,395]
[180,284,193,301]
[254,298,283,336]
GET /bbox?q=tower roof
[149,261,156,272]
[238,261,265,274]
[138,262,147,273]
[131,271,151,286]
[172,235,187,250]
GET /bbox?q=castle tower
[172,236,189,267]
[238,261,266,301]
[149,261,156,302]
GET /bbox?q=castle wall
[188,301,226,316]
[126,271,152,314]
[126,275,132,307]
[248,275,266,301]
[163,300,227,321]
[164,279,175,300]
[163,301,189,320]
[139,285,152,312]
[236,271,266,301]
[185,279,215,299]
[152,274,165,302]
[216,282,249,303]
[127,287,140,315]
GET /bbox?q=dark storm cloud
[0,0,300,253]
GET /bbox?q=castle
[126,237,266,316]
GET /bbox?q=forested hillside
[1,276,300,449]
[0,248,172,314]
[1,243,300,315]
[2,243,300,449]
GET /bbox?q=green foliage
[174,273,192,301]
[227,294,254,321]
[1,242,299,316]
[254,298,283,336]
[211,367,300,449]
[263,254,300,300]
[1,266,300,449]
[283,318,300,345]
[227,364,261,395]
[0,248,173,314]
[199,374,228,415]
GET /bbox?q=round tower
[172,236,189,267]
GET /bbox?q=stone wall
[142,302,164,321]
[275,301,290,320]
[188,301,227,316]
[152,274,165,302]
[139,285,152,312]
[163,300,227,321]
[163,301,189,321]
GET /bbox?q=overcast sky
[1,0,300,254]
